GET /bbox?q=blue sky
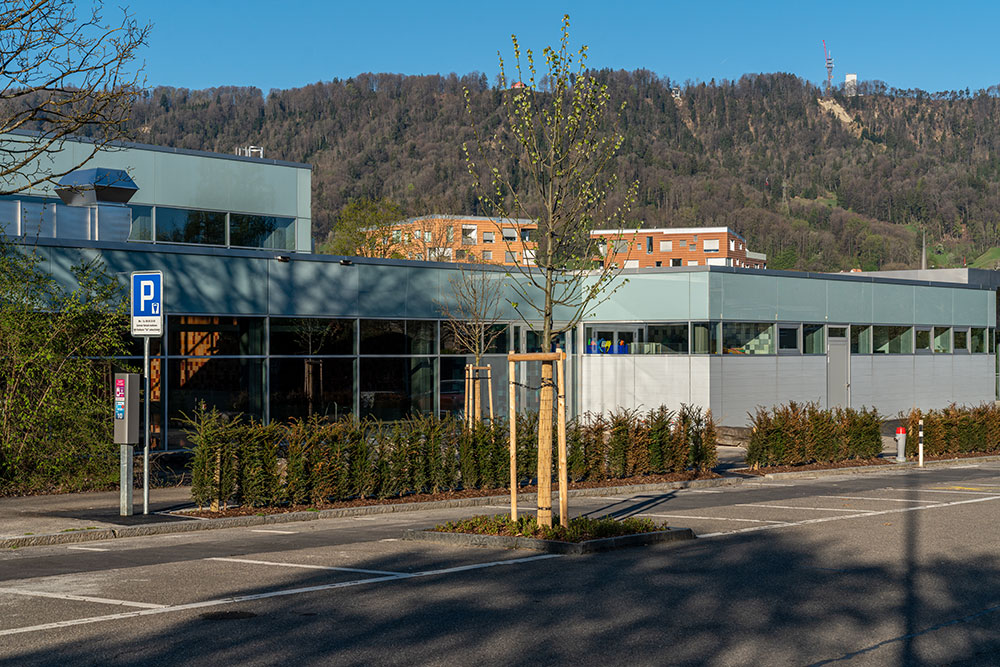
[135,0,997,93]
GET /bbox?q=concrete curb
[401,527,696,554]
[749,454,1000,480]
[0,477,740,550]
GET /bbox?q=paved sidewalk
[0,485,194,539]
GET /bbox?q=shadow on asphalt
[6,484,1000,666]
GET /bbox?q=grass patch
[431,514,666,543]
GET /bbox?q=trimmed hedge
[746,402,882,468]
[186,404,720,510]
[903,404,1000,457]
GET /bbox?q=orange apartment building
[592,226,766,269]
[388,215,537,265]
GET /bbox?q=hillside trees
[117,69,1000,270]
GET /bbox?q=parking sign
[131,271,163,337]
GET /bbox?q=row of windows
[129,205,295,250]
[585,323,997,356]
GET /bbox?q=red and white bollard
[895,426,907,463]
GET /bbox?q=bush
[185,403,723,510]
[904,404,1000,457]
[746,402,882,468]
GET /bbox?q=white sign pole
[143,336,150,515]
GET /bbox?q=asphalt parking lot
[3,463,1000,665]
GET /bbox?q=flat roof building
[3,136,997,449]
[592,226,766,269]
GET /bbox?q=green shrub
[183,403,240,510]
[905,403,1000,458]
[746,402,882,468]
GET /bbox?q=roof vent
[55,168,138,206]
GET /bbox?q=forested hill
[121,71,1000,271]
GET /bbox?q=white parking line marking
[638,513,789,524]
[817,495,931,503]
[66,546,109,552]
[700,493,1000,538]
[894,488,999,495]
[249,529,297,535]
[735,504,874,513]
[0,553,561,637]
[0,588,166,609]
[207,557,404,576]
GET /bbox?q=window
[359,320,436,355]
[129,205,153,241]
[482,250,493,261]
[646,324,688,354]
[505,250,518,263]
[706,257,726,266]
[851,325,872,354]
[270,318,354,355]
[230,214,295,249]
[655,261,662,267]
[482,231,495,243]
[521,229,533,242]
[679,240,687,248]
[169,316,264,356]
[155,207,225,245]
[269,358,354,422]
[646,236,653,254]
[933,327,951,353]
[624,259,639,269]
[691,322,719,354]
[915,328,931,353]
[659,240,672,252]
[671,258,682,267]
[412,231,419,242]
[803,324,825,354]
[446,226,454,243]
[722,323,774,355]
[359,357,434,420]
[778,326,799,353]
[971,327,987,354]
[502,228,517,241]
[829,327,847,338]
[455,249,467,260]
[423,230,432,243]
[729,239,735,251]
[954,329,968,353]
[873,326,912,354]
[687,260,698,266]
[703,239,720,252]
[636,243,643,251]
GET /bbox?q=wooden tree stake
[508,357,517,520]
[556,349,568,527]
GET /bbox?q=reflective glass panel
[270,318,354,355]
[873,326,912,354]
[155,207,225,245]
[850,325,871,354]
[647,324,688,354]
[691,322,719,354]
[803,324,825,354]
[168,316,264,356]
[971,327,986,354]
[933,327,951,353]
[359,357,434,420]
[167,358,264,447]
[129,205,153,241]
[778,326,799,352]
[953,329,968,352]
[230,214,295,249]
[269,358,353,421]
[722,323,774,355]
[915,329,931,353]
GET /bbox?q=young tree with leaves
[320,197,405,258]
[0,0,149,194]
[463,15,639,524]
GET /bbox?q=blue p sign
[131,271,163,337]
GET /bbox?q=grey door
[827,332,849,408]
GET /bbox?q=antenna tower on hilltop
[822,40,834,94]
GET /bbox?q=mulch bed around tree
[179,470,722,518]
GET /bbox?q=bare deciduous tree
[437,264,506,422]
[0,0,150,194]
